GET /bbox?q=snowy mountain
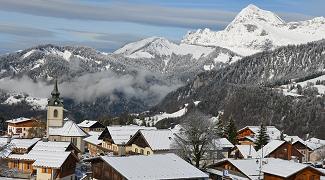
[114,37,242,78]
[182,4,325,56]
[155,41,325,138]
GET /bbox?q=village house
[207,158,325,180]
[230,144,258,159]
[126,129,175,155]
[83,131,105,156]
[257,140,304,162]
[213,138,234,159]
[262,158,325,180]
[285,135,313,162]
[237,126,281,145]
[85,153,208,180]
[98,125,156,156]
[6,141,79,179]
[6,117,41,138]
[78,120,105,132]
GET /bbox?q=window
[14,161,18,168]
[53,109,58,118]
[71,138,77,146]
[147,151,150,155]
[26,163,31,170]
[135,148,138,153]
[140,149,144,154]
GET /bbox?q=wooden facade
[292,141,312,162]
[237,128,256,145]
[264,167,323,180]
[209,161,250,179]
[265,142,304,162]
[90,158,125,180]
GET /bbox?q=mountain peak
[226,4,285,31]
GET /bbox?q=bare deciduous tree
[172,109,219,169]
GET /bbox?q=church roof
[49,120,88,137]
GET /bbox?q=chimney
[7,136,11,144]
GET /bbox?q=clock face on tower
[55,101,58,105]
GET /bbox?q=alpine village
[1,2,325,180]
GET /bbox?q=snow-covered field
[2,93,47,110]
[279,74,325,96]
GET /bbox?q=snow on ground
[280,74,325,96]
[2,93,47,110]
[22,50,36,59]
[114,37,214,59]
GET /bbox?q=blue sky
[0,0,324,53]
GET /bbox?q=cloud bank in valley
[0,70,182,105]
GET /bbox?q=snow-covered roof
[235,145,259,158]
[214,138,234,149]
[240,126,281,140]
[9,150,74,169]
[217,158,260,179]
[0,137,8,147]
[136,129,174,151]
[84,131,102,145]
[305,138,325,150]
[284,135,305,145]
[105,125,156,145]
[257,140,285,158]
[99,153,208,180]
[262,158,324,177]
[49,120,88,137]
[6,117,32,124]
[32,141,72,152]
[206,168,248,180]
[78,120,98,128]
[10,138,41,149]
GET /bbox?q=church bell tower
[47,79,64,137]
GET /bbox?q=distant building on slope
[77,120,105,132]
[237,126,281,145]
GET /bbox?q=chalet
[6,141,79,179]
[262,158,325,180]
[126,129,175,155]
[98,125,156,156]
[207,158,260,179]
[6,117,41,138]
[257,140,304,162]
[237,126,281,145]
[230,145,258,159]
[213,138,234,158]
[285,135,313,162]
[86,153,208,180]
[78,120,105,132]
[208,158,325,180]
[49,120,88,153]
[83,131,105,156]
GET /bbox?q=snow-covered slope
[114,37,242,75]
[2,93,47,110]
[115,37,215,59]
[182,4,325,56]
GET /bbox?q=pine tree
[216,112,225,137]
[225,115,238,145]
[255,123,270,150]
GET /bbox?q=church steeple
[48,79,63,106]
